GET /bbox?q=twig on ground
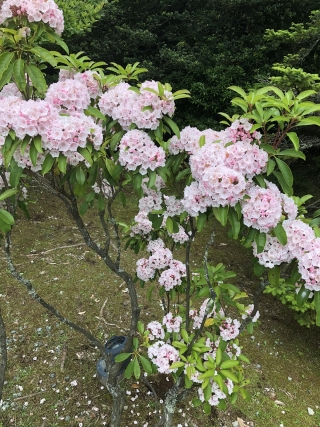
[60,342,68,372]
[13,390,48,401]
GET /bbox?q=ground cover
[0,183,319,427]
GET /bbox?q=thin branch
[185,218,196,332]
[3,233,106,355]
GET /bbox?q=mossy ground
[0,178,320,427]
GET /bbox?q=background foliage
[67,0,320,129]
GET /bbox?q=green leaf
[0,209,14,225]
[212,206,229,226]
[228,208,241,239]
[277,149,305,160]
[203,402,211,414]
[254,231,266,254]
[163,116,180,138]
[77,147,93,165]
[253,174,266,188]
[84,105,106,121]
[196,212,207,232]
[29,141,38,166]
[42,153,55,175]
[58,153,67,174]
[133,358,141,379]
[0,61,14,90]
[314,291,320,327]
[79,201,89,215]
[33,134,43,153]
[220,360,239,370]
[0,188,18,201]
[272,171,293,196]
[228,85,247,98]
[124,360,134,379]
[30,47,57,67]
[114,353,131,362]
[286,132,299,151]
[46,30,69,53]
[9,162,23,188]
[26,65,47,93]
[192,398,203,408]
[0,216,12,233]
[274,223,287,245]
[296,284,311,308]
[266,159,275,176]
[220,369,239,383]
[147,170,157,188]
[166,216,174,233]
[139,355,152,374]
[268,265,280,287]
[0,52,14,81]
[254,259,266,276]
[13,58,26,92]
[243,228,257,248]
[76,167,86,185]
[275,157,293,188]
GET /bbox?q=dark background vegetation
[66,0,320,129]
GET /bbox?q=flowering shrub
[1,1,320,426]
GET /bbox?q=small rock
[232,422,239,427]
[308,407,315,416]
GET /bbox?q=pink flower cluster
[252,217,320,291]
[118,130,165,174]
[180,123,267,216]
[198,379,233,406]
[0,92,103,168]
[162,312,183,333]
[58,70,102,100]
[191,299,224,330]
[147,321,165,341]
[147,341,180,374]
[219,318,241,341]
[45,79,91,113]
[241,181,297,233]
[0,0,64,35]
[136,238,186,290]
[98,80,175,130]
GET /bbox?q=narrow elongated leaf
[274,223,287,245]
[33,134,43,153]
[0,52,14,80]
[254,231,266,254]
[0,188,17,201]
[0,61,14,90]
[220,369,239,383]
[77,147,93,165]
[114,353,131,362]
[76,167,86,185]
[26,64,47,93]
[0,216,12,233]
[272,170,293,196]
[29,141,38,166]
[228,85,247,98]
[275,157,293,187]
[84,105,106,121]
[277,148,305,160]
[315,291,320,326]
[13,58,26,92]
[266,158,275,176]
[296,285,311,308]
[220,360,239,370]
[133,358,140,379]
[46,30,69,53]
[30,46,57,67]
[9,162,23,188]
[163,116,180,138]
[286,132,299,150]
[42,153,55,175]
[268,265,280,287]
[139,355,152,374]
[58,153,67,174]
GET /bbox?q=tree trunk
[107,384,126,427]
[0,307,7,400]
[156,377,186,427]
